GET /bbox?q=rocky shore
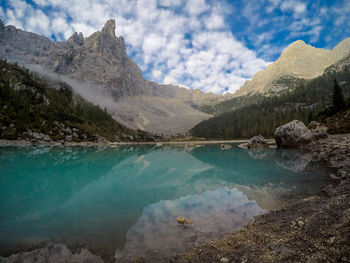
[173,134,350,263]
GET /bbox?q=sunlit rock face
[0,19,231,135]
[234,38,350,97]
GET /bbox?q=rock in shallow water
[274,120,313,147]
[247,135,269,149]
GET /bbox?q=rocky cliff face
[235,38,350,97]
[0,19,228,134]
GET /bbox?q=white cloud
[32,0,48,6]
[204,13,225,30]
[152,69,162,79]
[3,0,269,94]
[158,0,182,8]
[0,6,5,20]
[185,0,209,16]
[280,0,306,17]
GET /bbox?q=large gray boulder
[247,135,269,149]
[274,120,313,147]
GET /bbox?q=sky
[1,0,350,94]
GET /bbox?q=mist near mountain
[0,19,231,135]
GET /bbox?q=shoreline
[0,139,249,147]
[1,135,349,262]
[174,134,350,263]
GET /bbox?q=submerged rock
[274,120,312,147]
[0,243,103,263]
[220,144,232,150]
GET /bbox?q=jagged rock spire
[0,19,4,30]
[101,19,116,38]
[68,32,84,45]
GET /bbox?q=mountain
[0,59,153,142]
[234,38,350,97]
[0,19,231,135]
[192,57,350,139]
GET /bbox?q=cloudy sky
[1,0,350,94]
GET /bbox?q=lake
[0,144,335,262]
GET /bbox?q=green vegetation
[198,76,305,116]
[0,60,154,142]
[192,66,350,139]
[198,94,265,115]
[332,79,346,112]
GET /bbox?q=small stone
[220,257,229,263]
[176,216,185,224]
[133,257,145,263]
[221,144,232,149]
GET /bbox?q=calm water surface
[0,144,335,262]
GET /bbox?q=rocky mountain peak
[332,37,350,56]
[287,39,306,48]
[280,40,316,59]
[101,19,116,38]
[67,32,84,45]
[234,38,350,97]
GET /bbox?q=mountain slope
[0,60,153,142]
[0,19,231,135]
[234,38,350,97]
[192,63,350,139]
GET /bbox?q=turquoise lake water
[0,144,335,262]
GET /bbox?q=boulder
[97,136,108,144]
[65,135,73,142]
[247,135,269,149]
[274,120,313,147]
[308,121,321,130]
[65,127,72,134]
[42,135,52,142]
[312,128,328,140]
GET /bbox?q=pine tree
[332,79,346,112]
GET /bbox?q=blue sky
[1,0,350,94]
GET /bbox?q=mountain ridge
[234,37,350,97]
[0,19,231,135]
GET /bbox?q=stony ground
[173,134,350,263]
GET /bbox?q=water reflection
[274,149,313,173]
[115,188,264,262]
[0,145,334,261]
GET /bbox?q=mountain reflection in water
[0,144,335,262]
